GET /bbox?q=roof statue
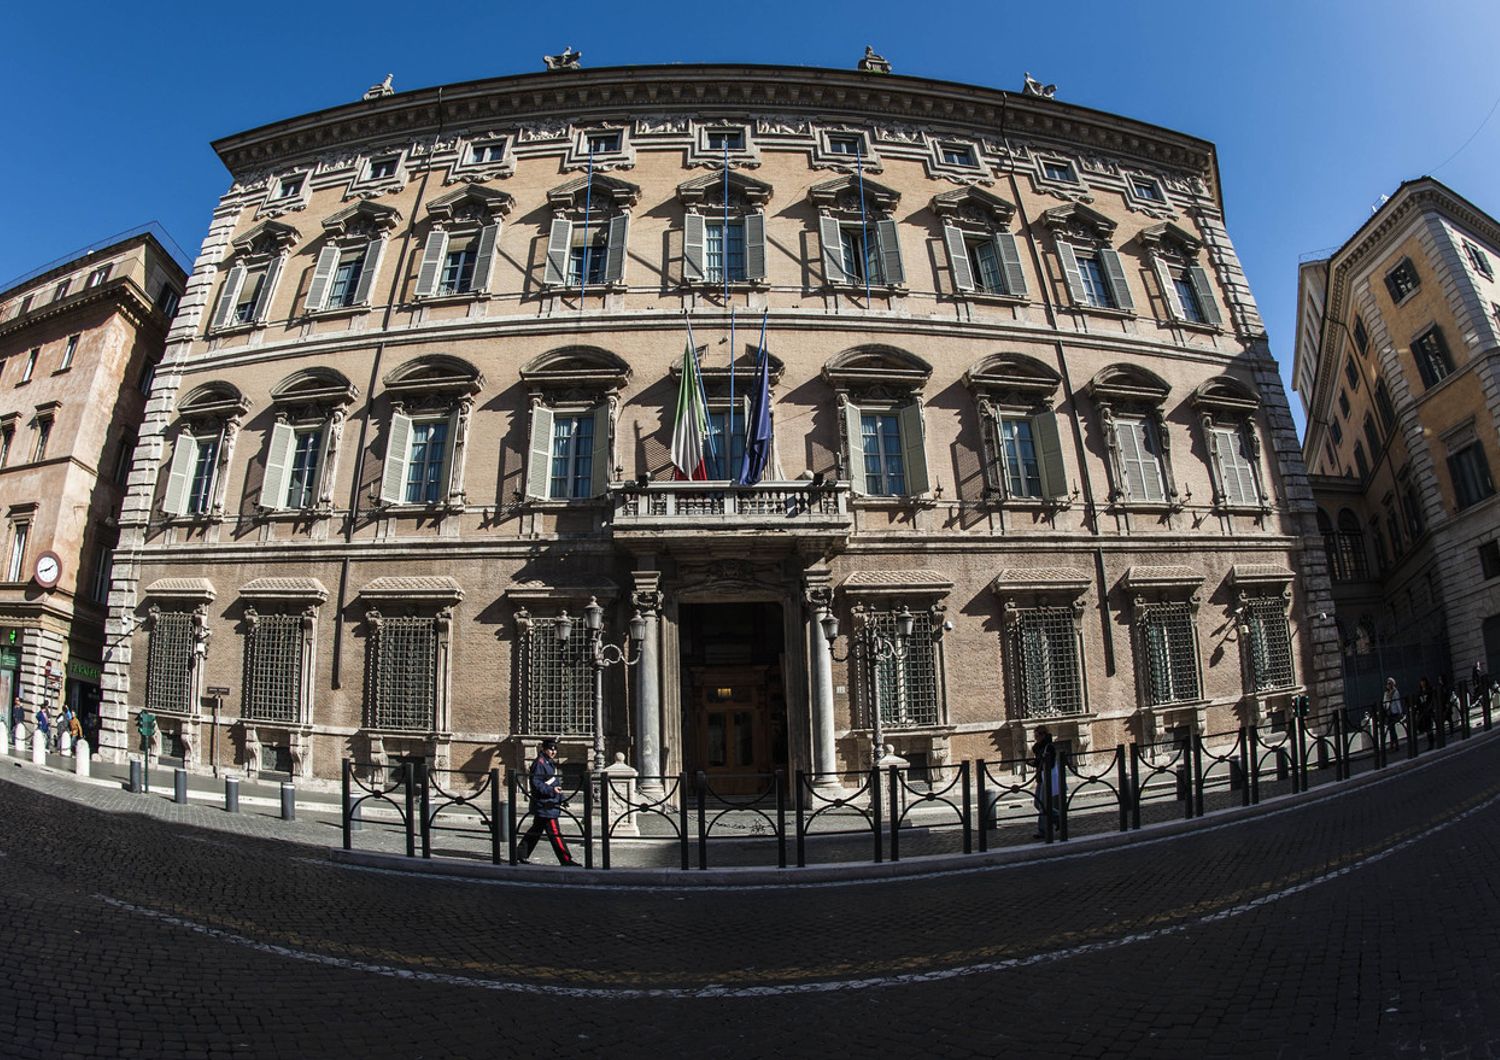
[858,46,892,74]
[1022,72,1057,99]
[363,73,394,101]
[544,47,582,71]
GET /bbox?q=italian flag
[671,337,711,481]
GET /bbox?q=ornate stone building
[0,230,185,732]
[1295,178,1500,704]
[101,59,1336,783]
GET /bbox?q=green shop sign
[0,647,18,671]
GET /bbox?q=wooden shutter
[1204,422,1225,501]
[1056,241,1088,305]
[210,265,246,330]
[682,213,706,283]
[260,421,295,510]
[819,217,848,286]
[304,246,340,313]
[875,218,905,286]
[379,411,412,504]
[898,400,928,495]
[251,257,281,323]
[1033,410,1068,500]
[162,435,196,516]
[603,214,629,283]
[1187,264,1223,326]
[470,223,500,293]
[589,403,611,497]
[843,401,866,495]
[1115,418,1152,502]
[525,406,555,499]
[743,213,767,281]
[1097,248,1135,311]
[1152,257,1184,321]
[413,231,447,298]
[543,219,572,286]
[995,233,1027,298]
[943,225,975,292]
[1215,425,1257,506]
[353,239,383,306]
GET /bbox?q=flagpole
[579,142,595,311]
[724,143,735,482]
[856,146,872,305]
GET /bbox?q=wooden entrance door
[691,666,770,785]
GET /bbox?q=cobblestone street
[2,734,1498,1058]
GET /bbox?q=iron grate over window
[369,614,436,731]
[1011,607,1083,718]
[146,611,193,714]
[522,618,595,735]
[1139,602,1200,706]
[862,610,940,729]
[1246,595,1295,691]
[242,612,303,724]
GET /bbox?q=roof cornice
[0,276,162,343]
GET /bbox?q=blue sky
[6,1,1499,438]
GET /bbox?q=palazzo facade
[100,58,1338,783]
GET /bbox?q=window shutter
[1033,410,1069,500]
[1152,257,1184,321]
[1205,423,1225,500]
[898,400,928,495]
[1215,425,1257,506]
[414,231,448,298]
[379,412,413,504]
[251,257,281,323]
[543,219,572,286]
[162,435,196,516]
[819,217,848,286]
[682,213,706,283]
[1056,241,1088,305]
[743,213,767,281]
[210,265,246,330]
[875,218,905,286]
[353,239,383,306]
[589,403,611,497]
[843,401,866,495]
[260,421,295,510]
[942,225,975,292]
[304,246,341,314]
[525,406,555,500]
[1097,248,1135,312]
[1187,264,1222,326]
[468,223,500,293]
[603,214,629,284]
[994,233,1028,298]
[1115,419,1150,502]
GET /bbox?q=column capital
[803,565,834,610]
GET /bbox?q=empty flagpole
[856,145,872,305]
[578,141,595,311]
[724,141,735,481]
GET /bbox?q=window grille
[1139,602,1200,706]
[369,614,436,731]
[861,610,940,729]
[521,618,595,735]
[243,613,303,724]
[1245,596,1294,691]
[146,611,194,714]
[1010,607,1082,718]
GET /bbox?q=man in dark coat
[518,738,579,866]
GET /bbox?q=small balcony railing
[611,480,852,540]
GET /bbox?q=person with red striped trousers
[519,738,580,866]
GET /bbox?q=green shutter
[526,406,555,500]
[843,401,866,494]
[1033,410,1068,500]
[304,246,340,313]
[743,212,767,281]
[543,220,572,286]
[1097,248,1135,311]
[260,422,295,510]
[589,404,611,497]
[210,265,246,330]
[819,217,848,287]
[1056,240,1088,305]
[942,225,975,292]
[413,231,447,298]
[1187,264,1223,326]
[898,400,928,495]
[470,223,500,293]
[162,435,195,516]
[251,257,281,323]
[995,232,1028,298]
[379,412,412,504]
[603,215,629,284]
[683,213,706,283]
[353,239,383,305]
[875,218,905,286]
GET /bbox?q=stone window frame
[563,124,636,172]
[664,345,787,483]
[1087,364,1182,511]
[676,170,773,289]
[1035,154,1083,191]
[824,346,933,501]
[206,221,299,335]
[1409,323,1455,389]
[1040,203,1136,317]
[1123,173,1170,212]
[140,578,216,742]
[4,502,35,584]
[1137,222,1223,330]
[1123,567,1206,712]
[1464,240,1493,281]
[302,202,401,317]
[930,187,1029,303]
[809,176,905,291]
[1191,376,1270,514]
[375,355,483,514]
[237,577,328,779]
[359,577,463,758]
[1384,256,1420,305]
[541,174,640,290]
[446,132,516,184]
[1230,566,1298,697]
[255,169,310,220]
[686,121,761,169]
[506,581,621,742]
[1442,419,1497,511]
[30,401,58,463]
[963,353,1073,509]
[925,134,986,182]
[161,383,251,524]
[258,369,359,516]
[810,128,881,173]
[518,346,630,505]
[0,412,16,468]
[992,568,1092,723]
[411,186,515,303]
[344,145,411,201]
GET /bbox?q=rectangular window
[706,128,745,151]
[86,265,112,288]
[1480,541,1500,580]
[0,427,11,467]
[286,427,323,509]
[21,349,38,383]
[146,610,194,714]
[1245,596,1294,691]
[1385,258,1420,302]
[369,614,436,731]
[1344,357,1361,390]
[1077,252,1116,309]
[999,417,1043,499]
[548,414,595,499]
[1403,484,1425,538]
[1139,602,1200,706]
[586,131,621,154]
[1353,316,1369,356]
[1042,160,1076,183]
[704,220,746,284]
[243,612,304,724]
[276,176,303,200]
[32,417,51,462]
[1338,390,1352,418]
[1363,414,1382,459]
[523,617,595,735]
[1171,268,1207,323]
[1412,327,1454,387]
[366,157,398,181]
[1449,442,1496,510]
[1353,441,1369,480]
[840,227,882,286]
[1466,241,1493,279]
[327,247,367,308]
[113,430,135,486]
[866,609,940,729]
[1374,380,1397,434]
[88,544,113,605]
[567,231,608,287]
[706,408,747,482]
[827,133,865,156]
[5,523,28,582]
[187,436,219,514]
[438,236,477,295]
[1212,425,1259,507]
[403,420,449,505]
[18,294,33,316]
[234,267,268,324]
[860,413,906,495]
[1130,177,1163,202]
[53,280,71,302]
[1115,416,1167,503]
[940,143,975,167]
[1330,419,1343,446]
[470,141,506,164]
[969,239,1007,295]
[1011,606,1082,717]
[60,334,79,370]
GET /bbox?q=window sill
[257,505,333,521]
[412,291,490,307]
[964,291,1029,307]
[528,496,610,509]
[207,322,260,339]
[161,512,225,527]
[1168,319,1222,335]
[850,493,934,507]
[541,283,626,294]
[378,501,465,516]
[1071,305,1135,321]
[828,283,907,295]
[50,367,73,376]
[679,279,767,292]
[305,304,372,321]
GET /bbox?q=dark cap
[540,737,559,751]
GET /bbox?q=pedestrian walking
[67,709,82,751]
[1031,726,1061,839]
[1413,677,1434,747]
[1475,660,1494,712]
[1381,677,1405,751]
[518,738,579,866]
[35,705,51,751]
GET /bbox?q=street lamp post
[821,604,918,767]
[555,597,645,773]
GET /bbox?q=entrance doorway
[679,602,788,789]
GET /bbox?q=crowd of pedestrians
[1376,661,1493,749]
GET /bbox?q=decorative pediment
[1190,375,1260,415]
[270,368,359,408]
[1137,221,1201,255]
[546,173,640,210]
[1039,202,1117,238]
[963,353,1061,401]
[1230,564,1294,587]
[991,567,1091,594]
[178,381,251,420]
[676,170,772,209]
[359,576,464,604]
[239,577,329,603]
[930,186,1015,225]
[143,577,216,602]
[823,345,931,391]
[1122,566,1203,591]
[383,354,483,397]
[841,569,953,598]
[1087,364,1170,406]
[808,175,900,214]
[519,346,631,391]
[425,185,515,223]
[321,201,401,236]
[674,346,786,392]
[230,220,300,256]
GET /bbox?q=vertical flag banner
[671,334,711,481]
[739,312,773,485]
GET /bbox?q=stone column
[804,570,839,780]
[631,570,663,796]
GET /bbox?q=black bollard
[174,768,188,805]
[280,782,295,821]
[225,777,239,813]
[129,759,143,794]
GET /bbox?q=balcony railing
[611,480,852,539]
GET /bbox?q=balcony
[611,480,852,547]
